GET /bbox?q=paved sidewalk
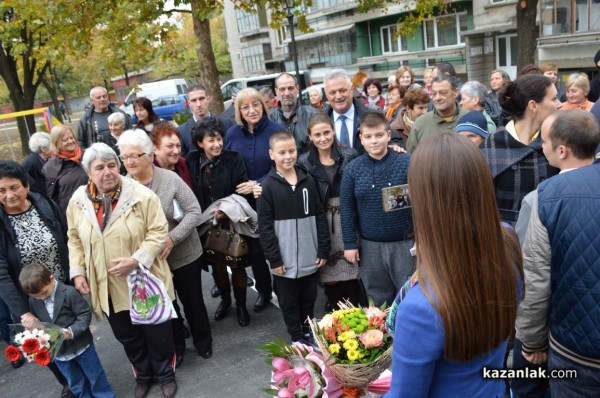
[0,270,329,398]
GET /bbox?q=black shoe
[236,306,250,327]
[134,383,152,398]
[214,299,231,321]
[175,354,184,368]
[210,285,220,298]
[182,324,191,339]
[161,381,177,398]
[246,275,254,287]
[198,348,212,359]
[11,355,25,369]
[253,294,271,313]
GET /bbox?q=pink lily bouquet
[307,301,393,392]
[262,339,343,398]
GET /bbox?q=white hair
[324,69,352,85]
[107,112,126,125]
[308,87,322,99]
[81,143,121,174]
[28,132,51,154]
[89,86,107,99]
[460,81,488,106]
[117,129,154,155]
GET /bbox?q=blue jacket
[384,285,508,398]
[537,164,600,360]
[340,150,412,248]
[224,115,286,182]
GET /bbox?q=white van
[120,79,188,117]
[220,71,311,109]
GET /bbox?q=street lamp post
[283,0,303,105]
[100,67,109,93]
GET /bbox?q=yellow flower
[328,343,340,354]
[343,339,359,351]
[358,350,365,359]
[347,349,359,361]
[345,330,356,340]
[337,332,347,342]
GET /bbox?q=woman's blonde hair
[409,133,523,362]
[49,125,75,153]
[565,73,590,96]
[234,87,268,126]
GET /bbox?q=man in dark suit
[324,68,403,155]
[178,84,234,156]
[20,264,115,398]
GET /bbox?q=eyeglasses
[239,102,262,113]
[119,152,146,161]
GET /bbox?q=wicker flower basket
[308,304,392,390]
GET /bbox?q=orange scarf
[57,145,83,164]
[385,103,401,121]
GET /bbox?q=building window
[541,0,600,36]
[276,25,289,47]
[236,9,259,34]
[490,0,508,3]
[284,27,357,71]
[423,12,467,49]
[381,25,408,54]
[307,0,347,13]
[241,45,266,74]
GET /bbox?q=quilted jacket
[516,164,600,369]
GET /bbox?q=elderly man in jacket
[268,73,317,155]
[516,110,600,397]
[77,87,131,149]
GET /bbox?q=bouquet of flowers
[261,338,343,398]
[308,301,392,391]
[4,323,65,367]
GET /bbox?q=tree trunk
[42,76,64,124]
[190,0,224,114]
[516,0,539,71]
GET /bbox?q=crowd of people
[1,56,600,398]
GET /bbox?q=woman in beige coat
[67,143,177,398]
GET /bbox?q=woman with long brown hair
[384,133,523,397]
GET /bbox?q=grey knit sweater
[148,166,203,270]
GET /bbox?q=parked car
[120,78,188,117]
[131,94,188,123]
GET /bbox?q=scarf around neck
[58,145,83,164]
[86,180,122,231]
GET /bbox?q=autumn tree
[357,0,538,71]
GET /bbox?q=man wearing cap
[178,83,234,155]
[455,111,489,146]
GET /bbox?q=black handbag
[203,221,249,268]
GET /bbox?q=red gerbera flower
[34,349,51,366]
[4,345,22,362]
[21,338,40,354]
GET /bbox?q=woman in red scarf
[42,125,88,214]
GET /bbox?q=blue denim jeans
[54,344,115,398]
[548,348,600,397]
[0,296,11,343]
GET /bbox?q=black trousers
[171,258,212,355]
[107,301,175,385]
[273,272,318,341]
[247,236,272,297]
[511,338,550,398]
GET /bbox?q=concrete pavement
[0,270,329,397]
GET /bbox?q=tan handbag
[203,221,249,268]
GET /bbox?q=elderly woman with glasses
[22,132,53,194]
[118,129,212,368]
[66,143,178,398]
[224,87,286,313]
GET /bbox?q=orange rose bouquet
[308,301,392,393]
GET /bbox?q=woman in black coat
[0,160,73,395]
[186,117,252,327]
